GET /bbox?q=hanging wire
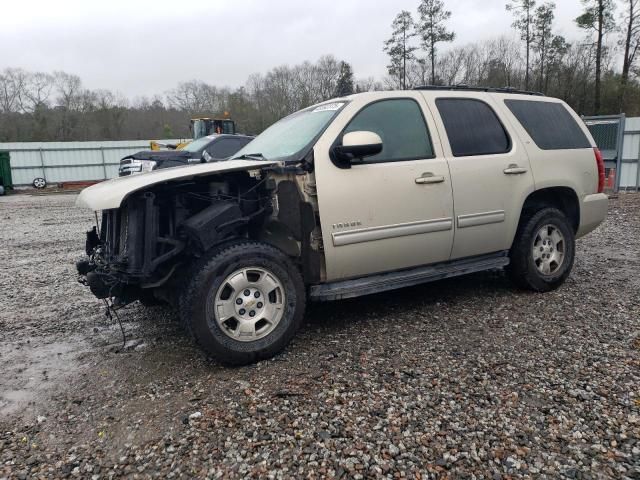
[103,298,127,350]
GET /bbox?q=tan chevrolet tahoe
[76,86,608,365]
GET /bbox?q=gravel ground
[0,192,639,480]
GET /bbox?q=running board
[310,251,510,302]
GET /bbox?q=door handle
[503,164,528,175]
[415,173,445,184]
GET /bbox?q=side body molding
[332,218,453,247]
[457,210,506,229]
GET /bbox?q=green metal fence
[588,122,619,152]
[0,151,12,191]
[583,115,627,192]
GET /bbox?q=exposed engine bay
[77,168,322,306]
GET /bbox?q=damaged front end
[76,165,278,305]
[77,191,186,302]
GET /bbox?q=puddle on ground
[0,336,88,418]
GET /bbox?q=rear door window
[435,98,511,157]
[504,100,591,150]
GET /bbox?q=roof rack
[413,85,544,96]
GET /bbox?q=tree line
[0,56,358,142]
[384,0,640,115]
[0,0,638,143]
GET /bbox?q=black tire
[507,207,575,292]
[179,241,306,366]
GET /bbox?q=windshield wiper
[233,153,266,161]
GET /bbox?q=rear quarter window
[435,98,511,157]
[504,100,591,150]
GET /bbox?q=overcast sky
[0,0,588,98]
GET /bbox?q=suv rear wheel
[508,207,575,292]
[179,241,305,365]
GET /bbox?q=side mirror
[332,131,383,167]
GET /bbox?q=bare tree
[0,68,27,113]
[459,45,482,85]
[355,77,385,93]
[417,0,455,85]
[487,36,524,87]
[506,0,537,89]
[384,11,418,89]
[52,71,84,140]
[314,55,342,100]
[239,56,346,132]
[433,48,467,85]
[408,57,431,87]
[53,71,83,110]
[94,89,128,138]
[22,72,54,112]
[166,80,221,114]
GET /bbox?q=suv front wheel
[179,241,306,365]
[508,207,575,292]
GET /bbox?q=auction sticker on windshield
[312,103,345,113]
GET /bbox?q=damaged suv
[76,87,608,365]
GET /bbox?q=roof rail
[413,85,544,96]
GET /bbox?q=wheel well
[520,187,580,233]
[256,220,301,258]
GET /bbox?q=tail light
[594,147,605,193]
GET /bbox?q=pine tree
[576,0,616,114]
[383,11,418,89]
[334,62,355,97]
[545,35,569,94]
[506,0,537,90]
[620,0,640,111]
[417,0,455,86]
[533,2,555,93]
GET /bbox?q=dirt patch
[0,336,89,417]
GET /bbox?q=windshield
[192,120,207,140]
[182,136,214,153]
[233,102,346,161]
[221,120,235,134]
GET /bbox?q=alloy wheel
[212,267,286,342]
[532,224,566,276]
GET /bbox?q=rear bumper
[577,193,608,238]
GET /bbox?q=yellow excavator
[150,116,237,151]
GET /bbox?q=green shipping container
[0,151,12,191]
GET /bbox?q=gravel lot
[0,192,639,479]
